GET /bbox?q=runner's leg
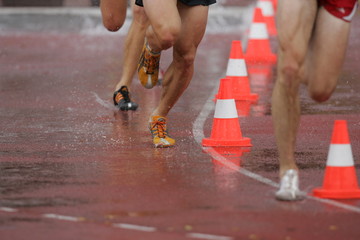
[142,0,181,52]
[100,0,127,32]
[151,2,209,117]
[305,7,351,102]
[114,2,149,91]
[272,0,317,177]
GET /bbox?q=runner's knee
[174,45,196,68]
[180,52,195,69]
[308,80,336,103]
[102,14,125,32]
[279,59,302,90]
[156,25,181,50]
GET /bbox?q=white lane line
[204,147,279,188]
[187,232,233,240]
[306,196,360,214]
[193,86,218,144]
[42,213,83,222]
[112,223,157,232]
[206,146,360,214]
[92,92,117,110]
[0,207,18,213]
[192,84,360,214]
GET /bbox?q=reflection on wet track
[1,2,360,240]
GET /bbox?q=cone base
[245,54,277,65]
[313,188,360,199]
[202,137,252,147]
[234,93,259,102]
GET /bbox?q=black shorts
[135,0,216,7]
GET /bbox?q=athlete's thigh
[132,1,148,26]
[100,0,127,28]
[277,0,317,66]
[142,0,180,35]
[308,7,351,91]
[101,0,127,13]
[175,3,209,54]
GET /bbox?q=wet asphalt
[1,2,360,240]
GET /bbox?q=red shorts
[319,0,358,22]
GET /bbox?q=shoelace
[144,52,159,74]
[120,87,131,103]
[151,119,167,138]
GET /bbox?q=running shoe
[275,169,306,201]
[137,40,161,89]
[113,86,138,111]
[149,116,175,148]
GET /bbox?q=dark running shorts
[318,0,358,22]
[135,0,216,7]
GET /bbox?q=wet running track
[1,2,360,240]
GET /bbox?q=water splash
[92,92,116,110]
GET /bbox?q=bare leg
[142,0,181,52]
[140,1,209,147]
[274,3,352,176]
[114,3,149,91]
[100,0,127,32]
[305,7,351,102]
[151,3,209,117]
[273,0,352,200]
[272,0,317,177]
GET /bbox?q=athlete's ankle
[279,166,299,177]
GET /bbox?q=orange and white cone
[271,0,278,12]
[203,78,252,147]
[313,120,360,199]
[257,0,277,36]
[215,40,258,102]
[245,7,277,64]
[236,100,253,117]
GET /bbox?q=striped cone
[313,120,360,199]
[245,7,277,64]
[257,0,277,36]
[236,100,253,117]
[271,0,278,12]
[202,78,252,147]
[215,40,258,102]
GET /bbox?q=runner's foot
[275,169,305,201]
[149,116,175,148]
[113,86,138,111]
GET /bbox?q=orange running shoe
[137,41,161,89]
[149,116,175,148]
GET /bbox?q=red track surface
[1,4,360,240]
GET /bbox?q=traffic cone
[257,0,277,36]
[245,7,277,64]
[236,100,253,117]
[202,78,252,147]
[214,40,258,102]
[271,0,278,12]
[313,120,360,199]
[247,63,273,78]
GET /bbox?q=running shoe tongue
[151,116,166,122]
[120,87,130,102]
